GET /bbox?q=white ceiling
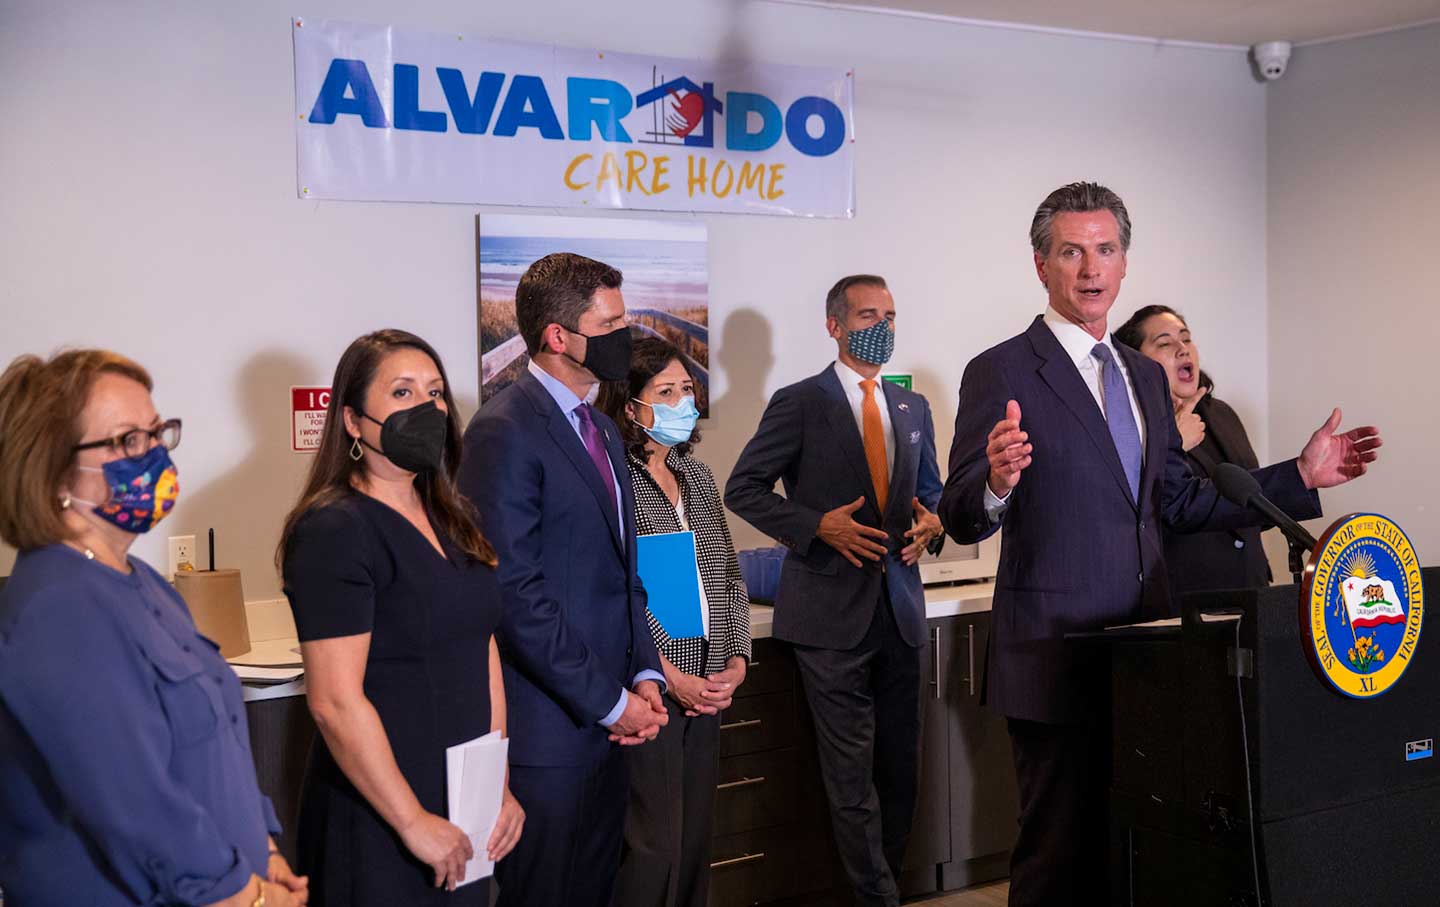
[813,0,1440,47]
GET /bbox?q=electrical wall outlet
[168,534,196,581]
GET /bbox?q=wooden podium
[1086,566,1439,906]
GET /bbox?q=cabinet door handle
[931,625,942,700]
[720,718,762,732]
[966,624,976,697]
[711,851,767,869]
[717,775,767,791]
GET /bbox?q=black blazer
[1165,393,1273,594]
[724,366,942,651]
[939,317,1321,723]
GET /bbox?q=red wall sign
[292,386,331,452]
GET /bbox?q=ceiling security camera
[1252,41,1292,81]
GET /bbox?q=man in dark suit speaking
[460,253,668,907]
[726,275,944,907]
[939,182,1383,905]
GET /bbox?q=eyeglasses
[73,418,183,458]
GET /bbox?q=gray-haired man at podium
[938,182,1383,906]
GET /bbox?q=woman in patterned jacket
[596,336,751,907]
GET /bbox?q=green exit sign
[882,374,912,390]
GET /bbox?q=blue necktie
[1092,343,1142,501]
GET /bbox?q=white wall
[1266,22,1440,561]
[1,0,1271,599]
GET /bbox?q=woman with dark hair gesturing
[1115,306,1273,592]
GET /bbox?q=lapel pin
[898,402,910,412]
[909,430,921,444]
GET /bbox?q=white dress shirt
[984,307,1149,521]
[833,359,895,481]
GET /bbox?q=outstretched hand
[1296,408,1382,490]
[901,497,942,565]
[986,400,1030,497]
[818,496,890,568]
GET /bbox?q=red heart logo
[670,91,704,138]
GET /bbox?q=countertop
[237,582,995,702]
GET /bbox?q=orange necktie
[860,379,889,514]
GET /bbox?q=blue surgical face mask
[632,396,700,448]
[846,320,895,365]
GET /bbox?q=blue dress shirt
[525,360,666,726]
[0,546,280,906]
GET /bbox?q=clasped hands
[666,655,748,717]
[606,679,669,746]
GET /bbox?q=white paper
[445,730,509,885]
[1107,612,1243,630]
[228,663,305,683]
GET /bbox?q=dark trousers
[496,749,626,907]
[792,596,923,907]
[1005,716,1112,907]
[611,696,720,907]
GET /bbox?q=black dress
[283,492,500,906]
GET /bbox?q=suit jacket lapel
[818,367,881,513]
[602,416,632,557]
[1026,318,1137,510]
[520,374,625,555]
[882,381,918,523]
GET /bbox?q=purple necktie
[575,403,618,517]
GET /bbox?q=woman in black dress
[1115,305,1273,592]
[278,330,523,904]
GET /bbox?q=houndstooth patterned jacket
[626,449,752,676]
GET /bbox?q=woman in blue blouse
[0,350,307,907]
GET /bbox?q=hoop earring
[349,437,363,461]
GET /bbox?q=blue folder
[635,531,705,639]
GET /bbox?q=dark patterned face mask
[847,320,894,366]
[72,446,180,533]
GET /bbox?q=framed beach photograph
[477,214,710,415]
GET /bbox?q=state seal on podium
[1301,513,1425,698]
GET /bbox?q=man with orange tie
[725,275,944,907]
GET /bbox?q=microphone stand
[1287,535,1308,586]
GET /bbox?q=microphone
[1211,462,1317,551]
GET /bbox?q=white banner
[292,18,855,218]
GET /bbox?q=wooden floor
[907,881,1008,906]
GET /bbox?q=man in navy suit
[460,252,668,907]
[726,275,944,907]
[939,182,1383,905]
